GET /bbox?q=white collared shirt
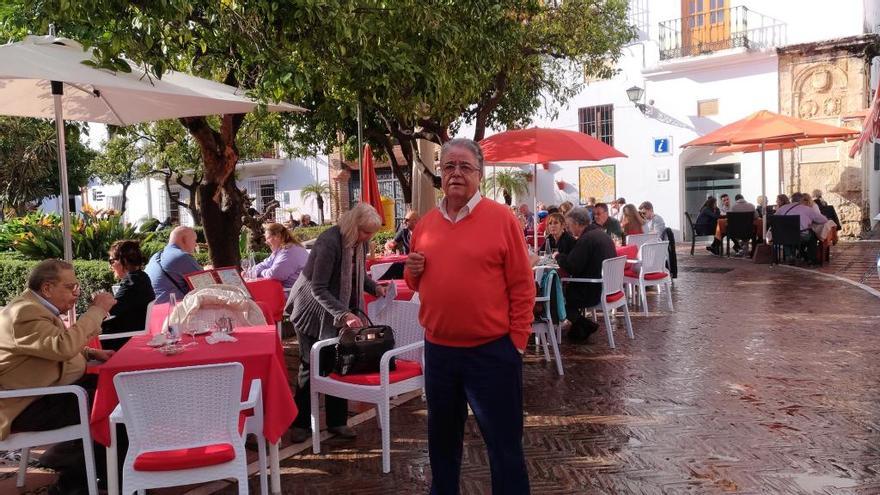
[32,291,61,317]
[440,191,482,224]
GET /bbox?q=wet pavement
[4,248,880,494]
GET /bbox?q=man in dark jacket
[554,207,617,343]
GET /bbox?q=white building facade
[479,0,880,238]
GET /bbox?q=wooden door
[681,0,731,56]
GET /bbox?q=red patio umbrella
[480,127,626,250]
[360,144,385,225]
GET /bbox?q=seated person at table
[543,213,576,255]
[386,210,419,254]
[144,226,202,303]
[719,193,731,216]
[102,240,155,351]
[776,192,828,264]
[245,223,309,289]
[592,202,624,243]
[695,197,722,255]
[639,201,666,240]
[298,214,318,228]
[553,208,617,343]
[620,203,647,238]
[0,260,116,494]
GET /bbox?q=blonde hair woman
[245,223,308,288]
[287,203,386,442]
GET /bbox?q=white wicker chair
[624,241,674,314]
[563,255,634,348]
[532,266,563,375]
[310,300,424,473]
[369,262,395,280]
[108,363,266,495]
[0,386,98,494]
[625,232,659,249]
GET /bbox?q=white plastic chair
[369,262,395,280]
[532,266,563,375]
[562,255,634,349]
[624,241,674,315]
[0,385,98,494]
[625,232,658,249]
[310,300,424,473]
[98,300,155,345]
[108,363,266,495]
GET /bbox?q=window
[245,177,278,213]
[697,99,719,117]
[169,189,180,224]
[578,104,614,146]
[349,168,412,230]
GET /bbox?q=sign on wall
[578,165,616,204]
[653,136,672,156]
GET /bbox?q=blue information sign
[653,137,671,155]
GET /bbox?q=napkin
[206,331,238,344]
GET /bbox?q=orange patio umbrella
[681,110,858,237]
[360,144,385,225]
[481,127,626,250]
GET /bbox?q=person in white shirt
[638,201,666,240]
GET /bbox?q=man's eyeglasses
[60,282,80,293]
[441,161,479,175]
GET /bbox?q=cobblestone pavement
[814,241,880,292]
[4,252,880,494]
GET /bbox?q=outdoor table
[714,217,763,240]
[90,324,295,495]
[366,253,408,270]
[616,244,638,260]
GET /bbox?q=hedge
[0,252,115,315]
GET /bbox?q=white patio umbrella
[0,34,306,262]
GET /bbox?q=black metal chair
[725,212,756,257]
[684,212,715,256]
[768,215,801,265]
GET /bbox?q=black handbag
[318,310,396,376]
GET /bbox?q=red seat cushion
[328,359,423,386]
[624,269,668,281]
[605,291,625,303]
[134,443,236,472]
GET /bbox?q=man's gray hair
[27,259,73,291]
[440,138,484,173]
[565,207,591,227]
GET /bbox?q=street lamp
[625,85,644,105]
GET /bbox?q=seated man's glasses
[441,161,479,175]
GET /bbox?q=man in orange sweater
[405,138,534,494]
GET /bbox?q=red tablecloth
[246,278,286,324]
[366,254,408,270]
[616,244,639,260]
[89,325,295,446]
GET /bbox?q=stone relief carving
[799,99,819,118]
[793,64,849,118]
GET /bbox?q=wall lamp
[626,85,651,114]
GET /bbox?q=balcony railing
[658,6,786,61]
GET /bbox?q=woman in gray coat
[288,203,386,442]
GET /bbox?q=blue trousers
[425,336,530,495]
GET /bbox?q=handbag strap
[351,307,376,327]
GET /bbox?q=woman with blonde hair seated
[245,223,309,289]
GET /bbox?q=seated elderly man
[0,260,116,494]
[553,208,617,343]
[144,226,202,303]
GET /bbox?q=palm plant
[300,181,332,224]
[488,169,530,206]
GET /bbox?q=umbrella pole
[52,81,75,323]
[357,102,364,197]
[493,164,497,201]
[761,141,767,240]
[533,163,538,252]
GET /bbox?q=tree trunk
[504,190,512,206]
[316,196,325,224]
[120,181,130,218]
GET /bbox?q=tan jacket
[0,290,106,439]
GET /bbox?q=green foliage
[5,208,140,260]
[299,182,331,224]
[89,130,149,215]
[486,169,531,206]
[138,218,160,233]
[0,117,94,214]
[291,225,333,244]
[371,230,396,255]
[0,252,115,315]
